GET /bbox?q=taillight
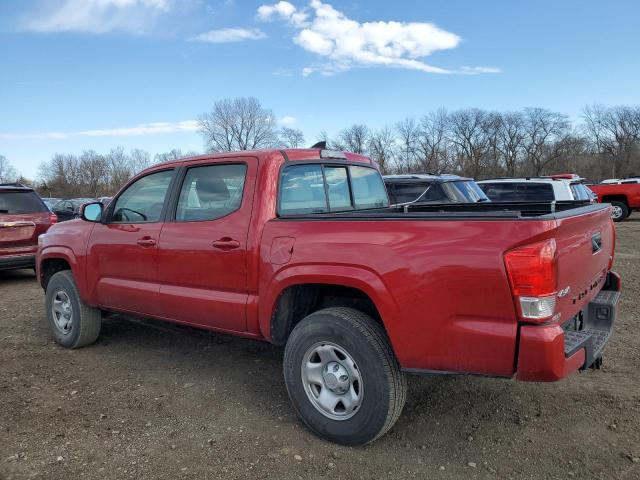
[49,213,58,224]
[504,239,558,323]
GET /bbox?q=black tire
[45,270,101,348]
[283,307,407,445]
[610,201,629,222]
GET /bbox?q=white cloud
[279,116,297,125]
[23,0,172,34]
[257,1,307,26]
[257,0,499,75]
[191,28,267,43]
[0,121,199,140]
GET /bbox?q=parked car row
[32,147,620,446]
[1,186,113,271]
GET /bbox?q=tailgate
[0,213,48,251]
[552,206,614,322]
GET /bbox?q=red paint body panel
[590,183,640,208]
[37,149,619,382]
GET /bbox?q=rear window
[0,191,48,214]
[279,164,388,215]
[441,181,489,202]
[387,182,445,204]
[479,182,555,202]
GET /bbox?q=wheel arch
[262,265,401,350]
[601,194,629,205]
[39,247,83,293]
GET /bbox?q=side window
[324,166,352,211]
[176,163,247,221]
[349,166,389,209]
[280,165,328,215]
[111,170,174,223]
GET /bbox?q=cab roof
[0,182,33,192]
[154,148,373,169]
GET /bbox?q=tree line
[2,97,639,198]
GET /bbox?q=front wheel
[283,307,407,445]
[45,270,102,348]
[610,201,629,222]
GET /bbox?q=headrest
[196,176,229,203]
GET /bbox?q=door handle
[212,237,240,251]
[136,237,157,247]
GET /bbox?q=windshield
[441,181,489,202]
[0,191,48,214]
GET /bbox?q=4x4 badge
[558,286,571,298]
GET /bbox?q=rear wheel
[610,201,629,222]
[45,270,102,348]
[283,307,406,445]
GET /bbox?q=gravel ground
[1,220,639,480]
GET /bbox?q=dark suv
[384,174,489,205]
[0,183,57,271]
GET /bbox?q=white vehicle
[477,175,595,203]
[600,177,640,185]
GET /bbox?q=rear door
[156,157,257,332]
[86,169,176,316]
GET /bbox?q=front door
[86,169,176,316]
[156,158,257,332]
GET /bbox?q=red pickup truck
[37,148,620,445]
[589,180,640,221]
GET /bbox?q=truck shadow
[0,268,37,285]
[92,313,572,449]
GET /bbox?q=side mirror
[80,202,103,222]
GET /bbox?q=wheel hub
[301,342,363,421]
[611,205,623,219]
[322,362,350,394]
[52,290,73,335]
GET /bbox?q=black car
[52,198,96,221]
[41,197,62,210]
[384,174,489,205]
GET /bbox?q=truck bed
[278,200,600,220]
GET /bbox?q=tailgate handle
[591,232,602,254]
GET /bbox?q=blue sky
[1,0,639,178]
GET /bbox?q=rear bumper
[0,253,36,271]
[516,271,620,382]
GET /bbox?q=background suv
[477,176,595,203]
[0,183,57,271]
[384,174,489,205]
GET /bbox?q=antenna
[310,141,327,149]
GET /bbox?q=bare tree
[279,127,305,148]
[495,111,525,176]
[154,149,186,163]
[583,104,640,178]
[395,118,420,173]
[521,108,570,176]
[199,97,278,152]
[417,109,450,173]
[338,124,370,154]
[448,109,492,178]
[0,155,18,183]
[368,127,396,174]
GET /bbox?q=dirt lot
[1,221,639,480]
